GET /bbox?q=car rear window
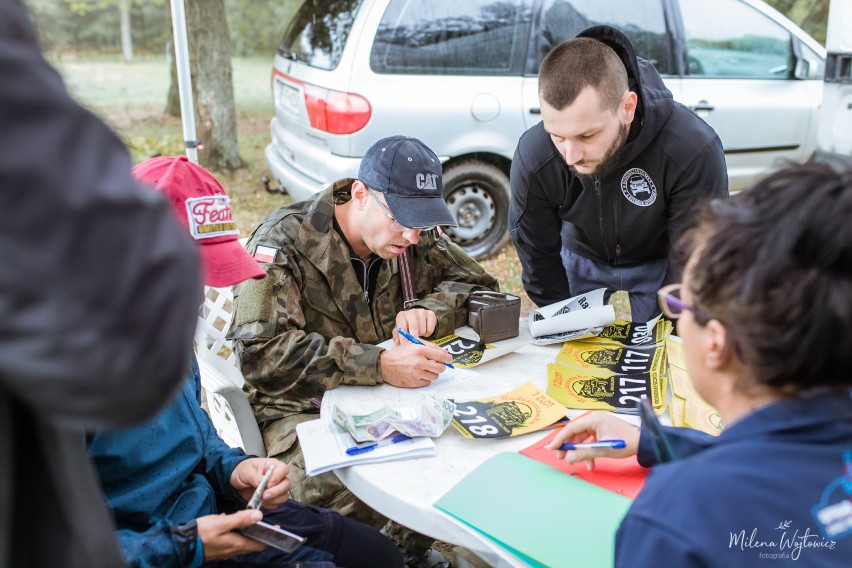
[529,0,674,75]
[370,0,534,76]
[277,0,364,71]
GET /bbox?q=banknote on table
[332,389,456,442]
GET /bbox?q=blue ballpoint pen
[346,433,412,456]
[558,439,626,451]
[396,327,455,369]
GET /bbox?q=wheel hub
[445,183,495,244]
[456,202,482,228]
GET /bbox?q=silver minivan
[265,0,825,258]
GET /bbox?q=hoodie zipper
[613,195,622,259]
[594,177,612,262]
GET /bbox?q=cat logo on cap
[416,173,438,190]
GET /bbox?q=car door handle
[529,107,541,115]
[690,100,714,112]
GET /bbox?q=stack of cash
[332,392,456,442]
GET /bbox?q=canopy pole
[170,0,200,163]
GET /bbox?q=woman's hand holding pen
[230,458,290,508]
[546,412,640,469]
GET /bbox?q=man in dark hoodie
[509,26,728,322]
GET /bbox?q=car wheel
[442,161,510,260]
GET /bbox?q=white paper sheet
[297,419,436,477]
[451,326,529,366]
[528,288,616,345]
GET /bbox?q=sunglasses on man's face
[657,283,709,321]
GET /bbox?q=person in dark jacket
[87,156,404,568]
[549,158,852,567]
[0,2,202,566]
[509,26,728,322]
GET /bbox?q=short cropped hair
[684,159,852,392]
[539,38,628,112]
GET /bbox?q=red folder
[519,429,648,499]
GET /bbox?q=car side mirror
[790,37,811,79]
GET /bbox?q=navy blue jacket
[509,26,728,307]
[2,2,200,566]
[88,359,249,568]
[620,391,852,567]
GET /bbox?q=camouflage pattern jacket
[228,180,498,455]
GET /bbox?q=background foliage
[768,0,829,43]
[26,0,299,56]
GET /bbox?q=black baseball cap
[358,136,457,229]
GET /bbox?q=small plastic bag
[332,391,456,442]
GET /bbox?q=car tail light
[325,90,371,134]
[273,70,371,135]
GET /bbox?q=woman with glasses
[549,158,852,567]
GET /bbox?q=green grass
[55,54,287,233]
[59,57,170,107]
[54,54,273,110]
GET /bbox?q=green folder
[434,452,633,567]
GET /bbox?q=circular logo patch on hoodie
[621,168,657,207]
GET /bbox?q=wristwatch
[175,520,203,567]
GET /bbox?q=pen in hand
[558,439,626,451]
[246,465,275,510]
[396,327,455,369]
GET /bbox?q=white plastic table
[320,322,573,567]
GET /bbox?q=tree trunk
[119,0,133,63]
[185,0,243,170]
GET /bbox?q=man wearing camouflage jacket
[229,136,499,567]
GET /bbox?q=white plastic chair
[195,284,266,457]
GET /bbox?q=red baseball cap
[133,155,266,287]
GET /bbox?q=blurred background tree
[26,0,300,58]
[765,0,829,44]
[25,0,299,171]
[26,0,167,56]
[182,0,243,170]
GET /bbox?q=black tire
[442,161,510,260]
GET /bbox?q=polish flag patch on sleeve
[253,245,279,263]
